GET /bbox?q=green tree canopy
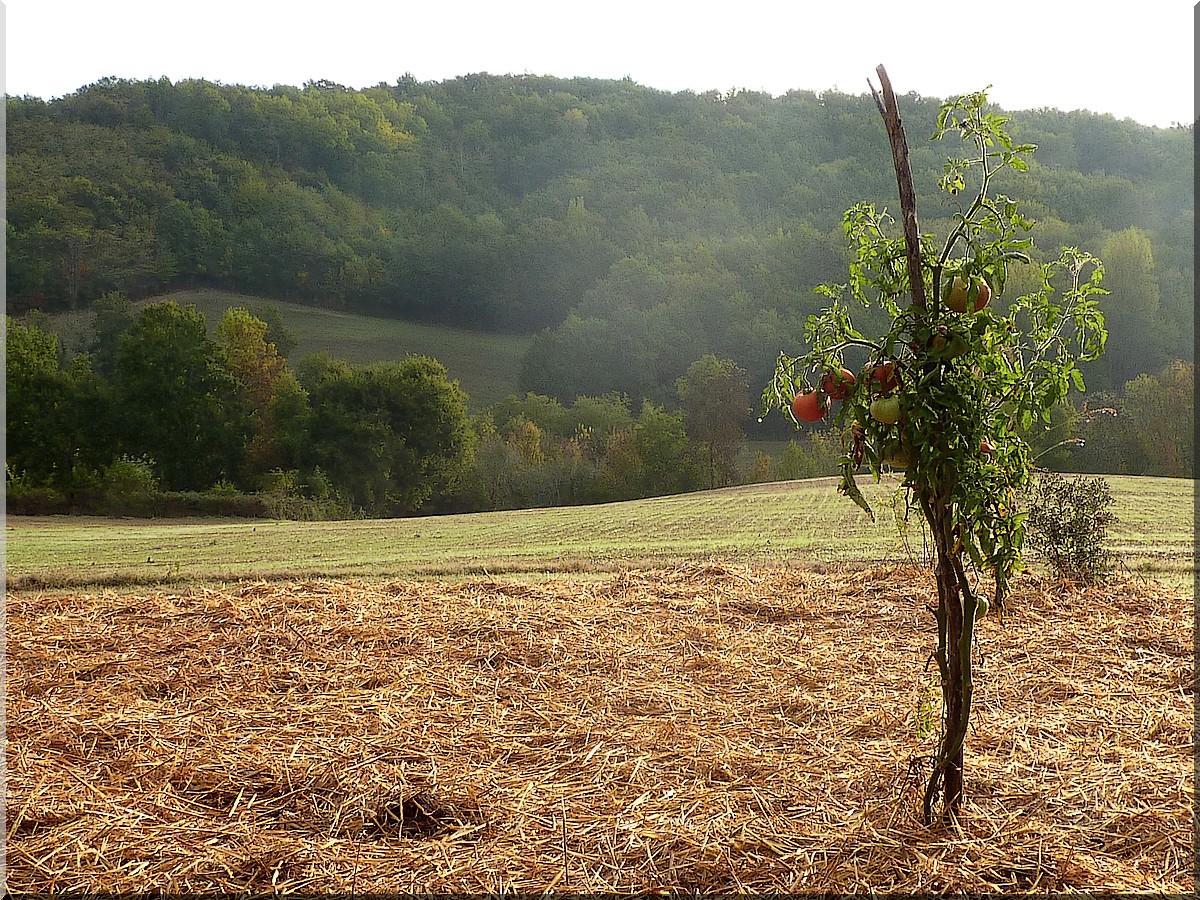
[6,74,1189,412]
[1095,226,1170,389]
[1116,360,1194,477]
[6,316,118,490]
[299,355,474,515]
[112,301,248,490]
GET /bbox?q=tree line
[6,74,1193,405]
[8,298,1190,521]
[6,300,766,517]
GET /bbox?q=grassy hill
[41,290,534,411]
[167,290,534,411]
[6,475,1193,596]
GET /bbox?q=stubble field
[6,562,1192,893]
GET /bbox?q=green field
[6,475,1194,596]
[39,289,534,411]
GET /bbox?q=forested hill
[6,74,1194,397]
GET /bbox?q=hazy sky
[4,1,1195,128]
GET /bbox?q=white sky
[3,1,1195,128]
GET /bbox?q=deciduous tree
[112,301,248,490]
[300,355,474,515]
[1096,226,1169,389]
[678,355,749,490]
[215,306,303,479]
[1119,359,1193,477]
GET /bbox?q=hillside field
[39,289,535,411]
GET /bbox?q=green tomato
[869,396,903,425]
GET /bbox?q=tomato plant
[763,70,1106,825]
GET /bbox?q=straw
[6,563,1193,893]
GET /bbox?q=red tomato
[792,390,826,422]
[821,367,856,401]
[869,361,899,394]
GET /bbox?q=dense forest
[7,74,1193,398]
[5,74,1194,517]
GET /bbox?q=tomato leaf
[836,461,874,522]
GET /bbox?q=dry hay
[6,564,1193,894]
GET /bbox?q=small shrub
[256,468,356,520]
[159,491,270,518]
[5,465,66,515]
[99,455,160,517]
[1023,470,1116,584]
[206,478,243,496]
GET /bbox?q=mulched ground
[5,564,1193,893]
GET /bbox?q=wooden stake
[869,65,927,310]
[871,66,968,825]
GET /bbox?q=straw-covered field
[6,564,1193,893]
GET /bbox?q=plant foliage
[763,89,1107,609]
[1023,471,1116,583]
[762,83,1107,824]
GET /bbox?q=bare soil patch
[6,565,1193,893]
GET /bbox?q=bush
[156,491,271,518]
[5,466,66,515]
[99,455,161,516]
[257,468,356,520]
[1023,470,1116,584]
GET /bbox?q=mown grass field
[40,289,535,411]
[6,475,1194,596]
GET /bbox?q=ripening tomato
[792,390,827,422]
[821,367,856,401]
[974,279,992,310]
[943,275,992,313]
[930,329,969,360]
[943,276,969,312]
[869,361,898,394]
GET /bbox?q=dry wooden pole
[869,65,972,825]
[869,65,927,310]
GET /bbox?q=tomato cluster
[790,366,856,421]
[791,360,903,423]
